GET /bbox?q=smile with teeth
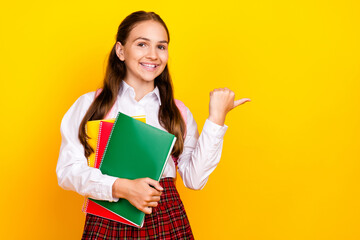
[140,63,159,71]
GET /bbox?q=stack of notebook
[82,112,176,228]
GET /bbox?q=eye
[137,42,146,47]
[158,45,167,50]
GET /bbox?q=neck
[123,78,155,102]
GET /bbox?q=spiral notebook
[90,112,176,228]
[83,121,136,226]
[84,119,115,167]
[83,115,146,227]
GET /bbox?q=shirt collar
[120,80,162,106]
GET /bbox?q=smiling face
[115,20,169,87]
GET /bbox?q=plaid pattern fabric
[82,178,194,240]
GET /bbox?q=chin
[142,73,162,82]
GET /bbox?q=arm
[56,93,119,202]
[177,108,228,190]
[177,88,251,190]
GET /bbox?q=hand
[208,88,251,126]
[112,177,163,214]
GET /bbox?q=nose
[146,46,158,60]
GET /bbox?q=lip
[140,62,159,72]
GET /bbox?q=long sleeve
[56,92,119,202]
[177,107,228,190]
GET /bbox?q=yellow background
[1,0,360,239]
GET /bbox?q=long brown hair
[79,11,186,159]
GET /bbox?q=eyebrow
[133,37,168,44]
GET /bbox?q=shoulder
[60,91,96,127]
[76,91,96,103]
[68,91,96,111]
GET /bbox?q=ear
[115,41,125,61]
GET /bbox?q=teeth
[141,63,157,68]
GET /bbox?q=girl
[56,10,250,239]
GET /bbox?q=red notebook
[94,121,113,169]
[83,121,136,227]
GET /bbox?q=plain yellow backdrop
[1,0,360,239]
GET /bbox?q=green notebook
[90,112,176,228]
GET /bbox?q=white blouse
[56,81,228,202]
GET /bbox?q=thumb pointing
[233,98,251,108]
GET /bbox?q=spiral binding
[98,112,121,170]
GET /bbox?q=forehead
[128,20,168,42]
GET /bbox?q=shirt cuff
[103,175,119,202]
[203,119,228,139]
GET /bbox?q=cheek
[125,48,142,61]
[160,52,169,63]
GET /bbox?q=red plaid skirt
[82,178,194,239]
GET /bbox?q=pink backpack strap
[94,88,102,97]
[172,99,188,167]
[174,99,187,126]
[94,88,115,120]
